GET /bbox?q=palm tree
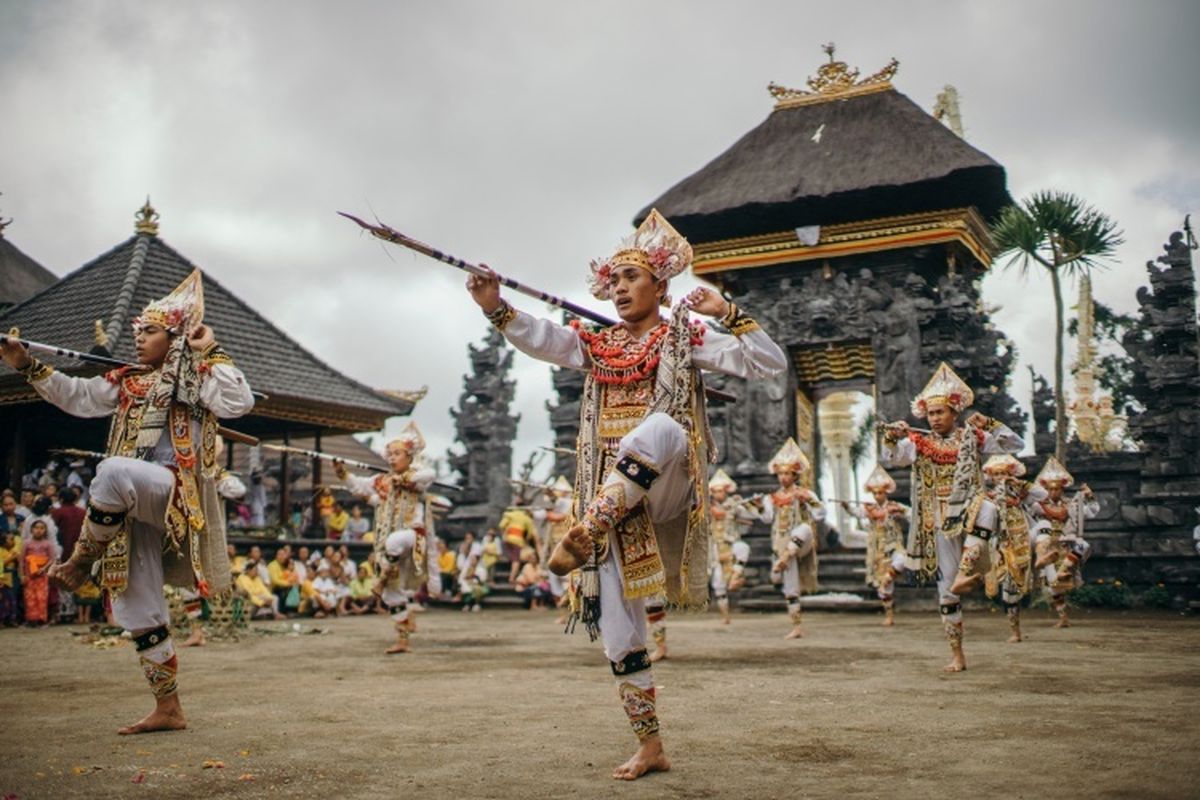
[992,191,1124,461]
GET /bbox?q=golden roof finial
[768,44,899,110]
[93,319,110,349]
[135,197,160,236]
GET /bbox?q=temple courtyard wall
[2,608,1197,799]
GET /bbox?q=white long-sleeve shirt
[497,309,788,380]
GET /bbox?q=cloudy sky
[3,0,1197,479]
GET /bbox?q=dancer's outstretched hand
[466,265,502,314]
[682,286,729,318]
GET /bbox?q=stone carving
[446,327,520,535]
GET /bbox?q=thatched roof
[0,223,413,432]
[0,235,56,309]
[636,87,1011,243]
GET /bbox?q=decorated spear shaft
[339,212,738,404]
[339,212,611,326]
[0,334,140,370]
[260,443,386,473]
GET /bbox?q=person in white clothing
[467,209,786,780]
[0,269,254,733]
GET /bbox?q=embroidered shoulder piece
[485,300,517,331]
[197,345,234,375]
[573,320,668,385]
[20,357,54,383]
[910,428,985,465]
[719,302,760,336]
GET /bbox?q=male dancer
[1,270,254,732]
[707,469,756,626]
[1032,457,1098,628]
[842,464,908,626]
[336,422,439,653]
[957,455,1045,643]
[880,362,1022,672]
[467,209,785,779]
[762,439,824,639]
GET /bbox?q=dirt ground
[2,605,1198,800]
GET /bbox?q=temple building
[0,200,417,525]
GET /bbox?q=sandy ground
[2,605,1198,800]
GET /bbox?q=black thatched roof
[0,230,412,431]
[636,88,1011,243]
[0,235,56,309]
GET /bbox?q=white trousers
[90,457,176,633]
[935,532,964,622]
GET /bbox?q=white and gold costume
[21,270,253,699]
[979,454,1047,640]
[761,439,824,632]
[533,476,575,600]
[487,209,786,745]
[339,421,439,649]
[706,469,757,620]
[1031,458,1098,625]
[880,362,1022,659]
[845,465,909,616]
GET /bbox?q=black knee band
[785,595,799,604]
[714,591,728,600]
[610,648,651,676]
[615,455,658,490]
[88,504,127,527]
[1003,601,1020,611]
[134,625,171,652]
[387,603,407,615]
[939,602,961,616]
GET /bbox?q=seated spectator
[338,545,358,580]
[345,504,371,542]
[437,538,457,600]
[326,502,349,540]
[236,561,286,619]
[310,564,340,618]
[514,547,549,611]
[268,546,299,612]
[347,570,377,615]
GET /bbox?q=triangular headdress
[911,361,973,419]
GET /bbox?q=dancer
[467,209,785,779]
[1032,457,1098,628]
[959,455,1045,643]
[880,362,1021,672]
[707,469,757,626]
[1,270,254,732]
[842,464,908,626]
[336,421,440,654]
[762,439,824,639]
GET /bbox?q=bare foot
[314,611,327,619]
[554,614,567,625]
[48,559,89,592]
[649,645,668,663]
[720,616,731,626]
[949,573,982,595]
[182,627,206,647]
[943,654,967,672]
[1054,618,1070,629]
[1007,633,1022,643]
[385,640,409,654]
[548,524,591,576]
[118,696,187,735]
[612,737,671,781]
[883,613,895,627]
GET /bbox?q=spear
[0,333,141,370]
[538,445,576,457]
[260,443,458,492]
[339,212,737,403]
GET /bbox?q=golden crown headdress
[1035,456,1074,487]
[387,420,426,455]
[769,437,810,476]
[588,209,693,301]
[863,463,897,494]
[133,268,204,335]
[911,361,974,419]
[708,468,738,493]
[983,454,1026,477]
